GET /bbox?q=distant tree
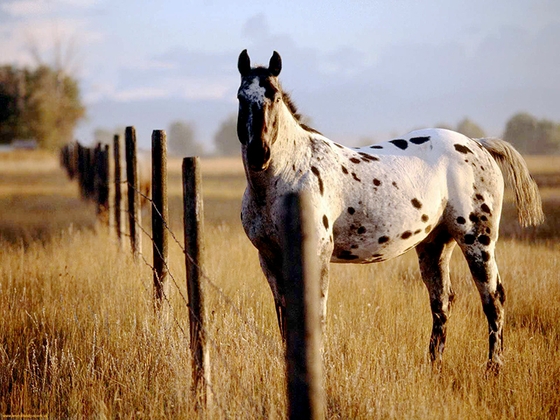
[0,65,85,149]
[503,112,560,154]
[214,115,240,156]
[167,121,203,157]
[456,117,486,138]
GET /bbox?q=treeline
[447,115,560,155]
[2,62,558,156]
[0,65,85,150]
[164,112,560,158]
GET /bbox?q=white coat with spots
[237,50,544,371]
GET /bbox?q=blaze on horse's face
[237,50,283,172]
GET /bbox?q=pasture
[0,150,559,418]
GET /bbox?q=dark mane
[281,90,322,135]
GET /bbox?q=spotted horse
[236,50,544,371]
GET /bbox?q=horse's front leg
[258,252,287,339]
[318,257,330,336]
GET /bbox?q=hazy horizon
[1,0,559,150]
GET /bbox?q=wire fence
[60,136,289,417]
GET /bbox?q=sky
[1,0,559,150]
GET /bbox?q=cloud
[1,0,98,17]
[0,0,104,70]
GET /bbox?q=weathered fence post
[94,143,110,223]
[113,134,123,245]
[151,130,169,312]
[281,192,325,420]
[86,146,95,199]
[182,156,210,409]
[125,126,142,260]
[77,142,88,199]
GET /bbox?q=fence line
[60,128,322,418]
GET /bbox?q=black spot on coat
[421,214,429,222]
[454,144,473,154]
[457,216,466,224]
[352,173,361,182]
[341,165,348,174]
[389,139,408,150]
[350,157,361,164]
[481,203,492,214]
[348,207,355,215]
[358,152,379,162]
[373,179,381,186]
[338,250,359,260]
[411,198,422,209]
[311,166,324,195]
[464,234,476,245]
[401,231,412,239]
[322,215,329,229]
[378,236,389,244]
[370,145,383,149]
[357,226,366,234]
[409,136,431,144]
[478,235,491,246]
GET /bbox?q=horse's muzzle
[247,141,271,172]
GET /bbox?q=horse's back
[330,128,504,263]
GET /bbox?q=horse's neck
[246,105,311,197]
[269,106,312,173]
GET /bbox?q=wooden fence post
[151,130,169,312]
[125,126,142,260]
[94,143,110,223]
[77,143,87,199]
[182,156,210,409]
[281,192,325,420]
[113,134,123,245]
[86,146,95,199]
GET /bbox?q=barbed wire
[97,216,231,418]
[103,205,268,414]
[66,158,285,415]
[123,180,283,354]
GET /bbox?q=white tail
[478,137,544,227]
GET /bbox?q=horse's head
[237,49,283,172]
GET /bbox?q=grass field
[0,150,559,418]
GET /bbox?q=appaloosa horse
[236,49,544,370]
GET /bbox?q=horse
[236,49,544,371]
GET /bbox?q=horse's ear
[268,51,282,77]
[238,49,251,77]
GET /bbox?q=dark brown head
[237,49,283,172]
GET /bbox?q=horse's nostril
[247,141,271,171]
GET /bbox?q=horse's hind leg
[459,242,505,372]
[416,227,457,368]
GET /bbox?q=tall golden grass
[1,151,559,418]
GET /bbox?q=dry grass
[0,151,559,418]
